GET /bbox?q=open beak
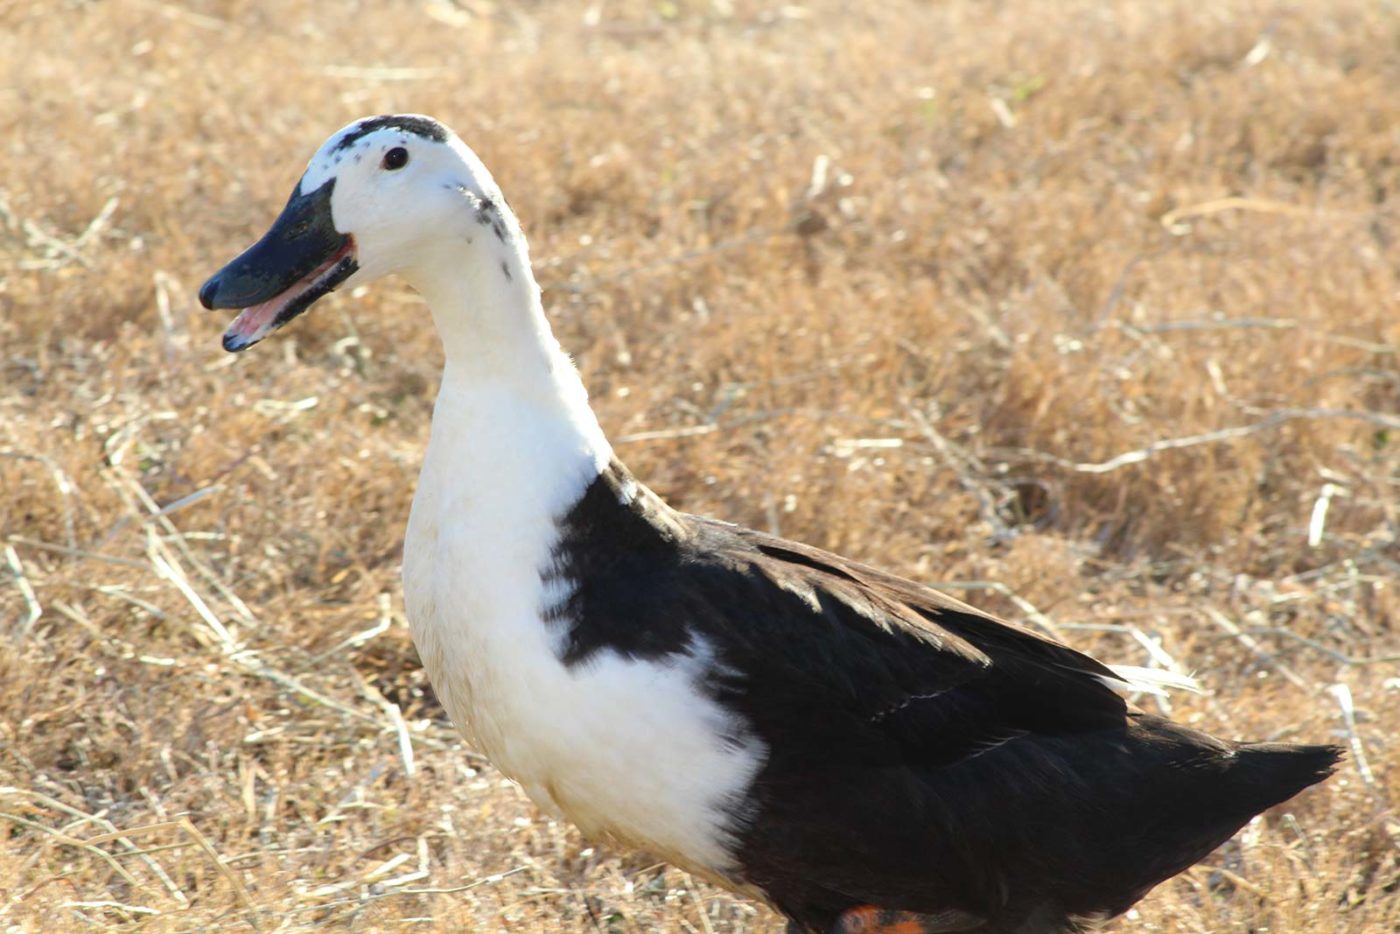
[199,178,358,352]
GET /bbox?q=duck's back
[541,462,1339,933]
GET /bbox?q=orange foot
[835,904,983,934]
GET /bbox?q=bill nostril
[198,276,220,309]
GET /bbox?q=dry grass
[2,0,1398,930]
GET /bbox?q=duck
[199,114,1340,934]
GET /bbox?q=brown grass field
[2,0,1399,930]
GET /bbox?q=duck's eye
[382,147,409,171]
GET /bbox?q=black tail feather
[1231,741,1343,810]
[1078,734,1343,920]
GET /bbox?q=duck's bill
[198,178,358,353]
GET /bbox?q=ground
[1,0,1398,931]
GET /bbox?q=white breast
[403,375,765,877]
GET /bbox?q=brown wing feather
[719,519,1124,688]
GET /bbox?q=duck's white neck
[395,202,765,876]
[399,217,614,708]
[405,218,613,475]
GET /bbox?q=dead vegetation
[1,0,1398,930]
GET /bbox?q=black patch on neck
[334,115,448,151]
[474,198,509,242]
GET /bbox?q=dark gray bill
[199,178,358,352]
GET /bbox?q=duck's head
[200,114,508,352]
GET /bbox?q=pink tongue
[225,296,286,342]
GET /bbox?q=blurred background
[2,1,1397,930]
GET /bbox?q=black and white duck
[199,114,1339,934]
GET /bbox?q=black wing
[549,467,1333,931]
[691,517,1135,748]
